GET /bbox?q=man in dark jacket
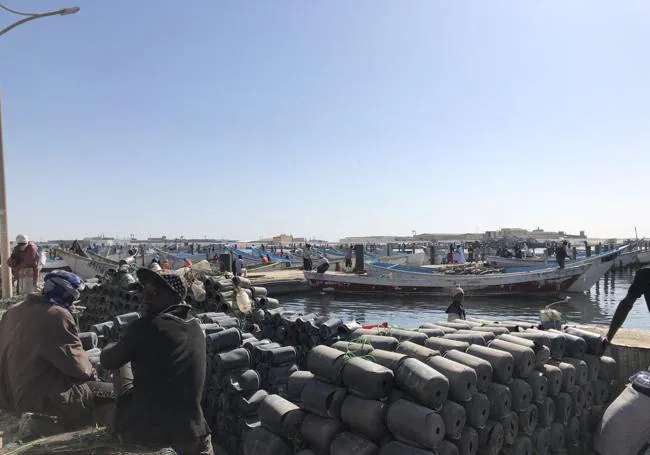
[100,269,213,455]
[555,240,569,269]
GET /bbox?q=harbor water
[280,266,650,330]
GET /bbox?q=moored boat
[304,254,614,296]
[57,249,116,279]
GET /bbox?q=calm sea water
[279,266,650,330]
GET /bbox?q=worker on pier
[100,269,213,454]
[303,244,314,271]
[235,254,245,276]
[446,287,467,321]
[602,267,650,348]
[345,246,353,269]
[7,234,41,294]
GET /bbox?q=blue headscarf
[42,270,85,312]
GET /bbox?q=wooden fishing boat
[57,249,116,279]
[486,246,626,269]
[304,254,614,296]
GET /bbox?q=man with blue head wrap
[42,270,85,311]
[0,270,111,429]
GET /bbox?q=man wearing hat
[7,234,41,294]
[0,271,107,428]
[446,287,467,321]
[100,269,213,454]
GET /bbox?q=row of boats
[47,241,646,297]
[50,244,421,279]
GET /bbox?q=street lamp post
[0,4,80,297]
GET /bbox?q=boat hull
[57,250,115,279]
[304,263,590,297]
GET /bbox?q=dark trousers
[316,263,329,274]
[112,363,214,455]
[557,257,566,269]
[345,258,352,268]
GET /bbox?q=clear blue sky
[2,1,649,242]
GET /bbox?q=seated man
[316,254,330,274]
[594,369,650,455]
[100,269,213,455]
[0,271,103,429]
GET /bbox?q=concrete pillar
[354,244,365,273]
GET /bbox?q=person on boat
[555,240,570,269]
[446,287,466,321]
[7,234,41,295]
[184,259,193,269]
[594,368,650,455]
[235,255,245,276]
[100,269,213,454]
[162,260,171,271]
[602,267,650,348]
[457,245,466,264]
[0,271,114,429]
[316,254,330,274]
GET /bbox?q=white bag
[190,280,207,302]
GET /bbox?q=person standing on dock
[602,267,650,348]
[7,234,41,294]
[555,240,570,269]
[446,287,466,321]
[303,244,314,271]
[457,245,466,264]
[234,255,245,276]
[345,246,353,269]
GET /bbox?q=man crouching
[0,271,103,429]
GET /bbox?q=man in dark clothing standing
[555,240,569,269]
[100,269,213,454]
[602,267,650,348]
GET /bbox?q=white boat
[637,250,650,265]
[57,250,115,279]
[615,248,650,268]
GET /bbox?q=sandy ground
[578,324,650,349]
